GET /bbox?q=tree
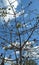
[0,0,39,65]
[26,59,37,65]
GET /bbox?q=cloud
[16,51,19,54]
[0,0,28,23]
[2,0,18,22]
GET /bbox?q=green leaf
[16,23,21,28]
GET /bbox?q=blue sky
[0,0,39,65]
